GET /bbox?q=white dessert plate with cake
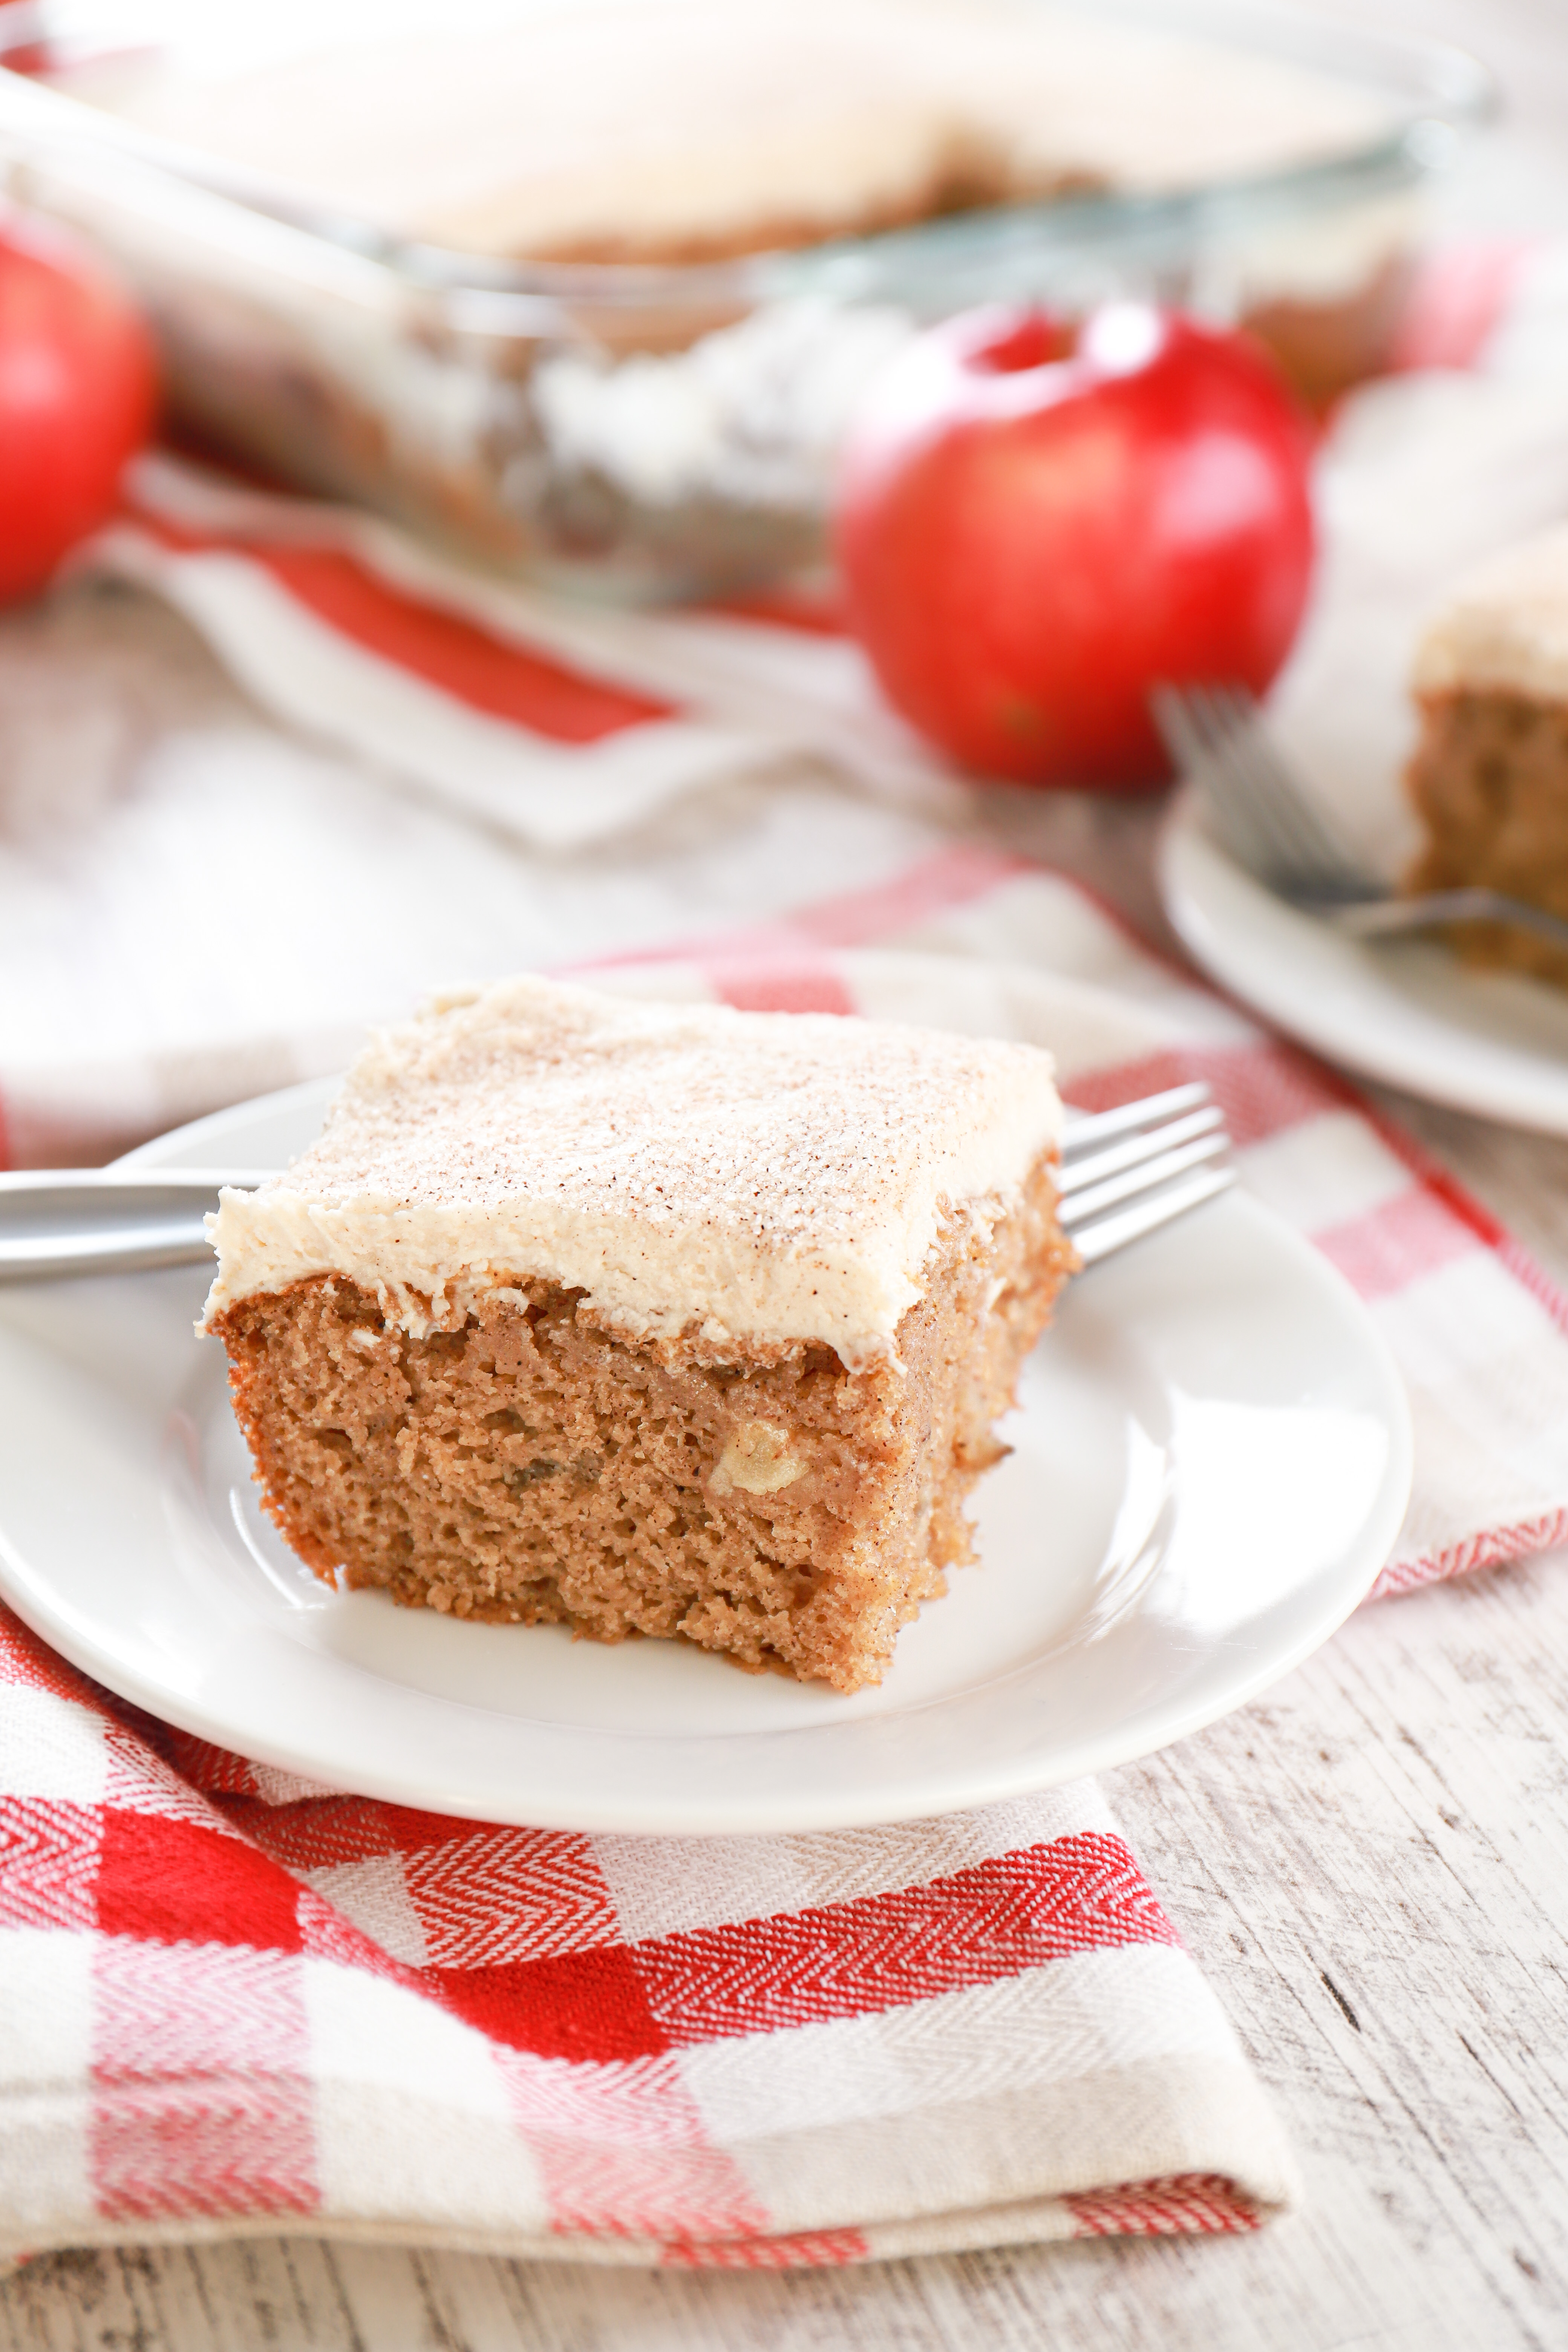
[1162,525,1568,1136]
[1161,804,1568,1135]
[0,963,1412,1834]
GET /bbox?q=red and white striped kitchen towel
[7,849,1568,2270]
[87,450,965,853]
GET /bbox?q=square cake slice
[1406,524,1568,986]
[202,976,1076,1693]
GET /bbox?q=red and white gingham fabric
[8,850,1568,2269]
[0,1612,1290,2266]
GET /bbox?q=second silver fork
[1153,681,1568,959]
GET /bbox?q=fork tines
[1058,1081,1234,1265]
[1151,681,1374,904]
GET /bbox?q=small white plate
[1161,794,1568,1135]
[0,1038,1412,1836]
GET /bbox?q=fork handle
[1327,889,1568,956]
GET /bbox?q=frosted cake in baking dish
[29,0,1422,583]
[74,0,1396,265]
[202,975,1077,1693]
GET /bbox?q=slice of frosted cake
[202,976,1076,1693]
[1406,524,1568,986]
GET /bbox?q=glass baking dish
[0,0,1493,599]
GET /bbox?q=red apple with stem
[835,303,1315,788]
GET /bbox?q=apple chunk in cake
[202,976,1075,1692]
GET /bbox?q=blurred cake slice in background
[1406,524,1568,985]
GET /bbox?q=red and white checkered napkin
[0,1618,1289,2269]
[8,853,1568,2271]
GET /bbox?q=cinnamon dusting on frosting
[201,974,1063,1365]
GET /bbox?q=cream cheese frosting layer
[1413,524,1568,706]
[201,975,1064,1363]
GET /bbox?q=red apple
[834,303,1315,788]
[0,211,157,603]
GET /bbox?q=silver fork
[0,1170,276,1281]
[1153,681,1568,956]
[0,1089,1232,1281]
[1058,1081,1232,1264]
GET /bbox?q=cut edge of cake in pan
[1406,522,1568,988]
[201,975,1077,1693]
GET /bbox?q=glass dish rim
[0,0,1499,314]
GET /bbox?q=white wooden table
[8,0,1568,2337]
